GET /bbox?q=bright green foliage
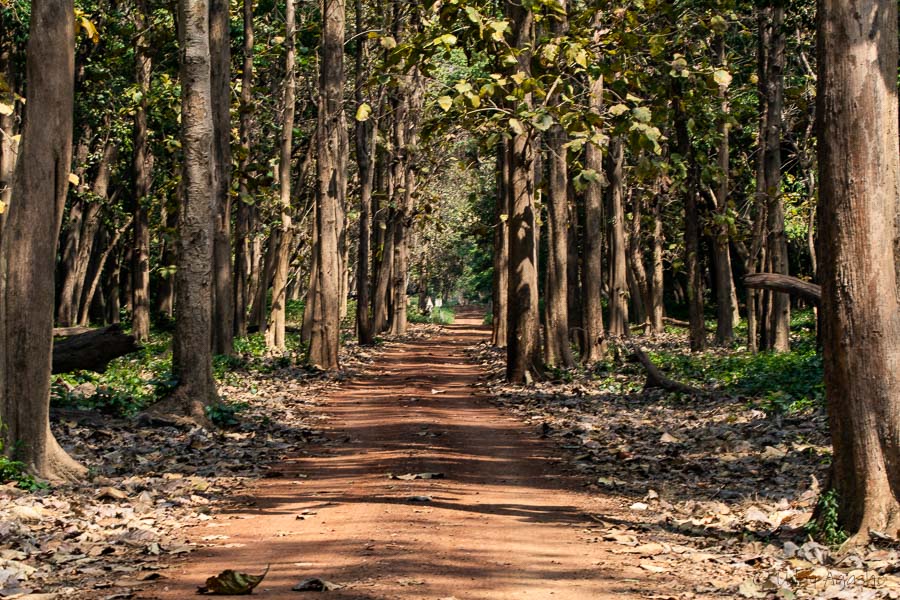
[0,425,45,490]
[408,304,456,325]
[806,490,849,547]
[205,401,250,428]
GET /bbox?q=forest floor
[2,310,900,599]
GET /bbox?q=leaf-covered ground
[468,329,900,600]
[0,327,440,600]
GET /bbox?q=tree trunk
[308,0,346,370]
[266,0,297,350]
[354,0,375,345]
[0,0,85,480]
[628,187,650,333]
[762,3,790,352]
[542,0,573,368]
[581,72,607,362]
[650,188,665,335]
[491,142,509,348]
[59,142,116,327]
[607,137,628,338]
[713,36,736,345]
[673,81,706,351]
[0,47,15,237]
[169,0,217,420]
[817,0,900,542]
[210,0,234,355]
[372,215,394,333]
[131,0,153,342]
[233,0,255,338]
[79,217,132,326]
[504,0,540,383]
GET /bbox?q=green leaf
[608,104,629,117]
[713,69,733,88]
[437,96,453,112]
[632,106,652,123]
[355,103,372,122]
[532,112,554,132]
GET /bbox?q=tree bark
[233,0,255,338]
[131,0,153,342]
[266,0,297,350]
[673,81,706,352]
[210,0,234,355]
[354,0,375,346]
[607,137,628,337]
[79,217,132,326]
[817,0,900,542]
[713,36,736,345]
[627,188,650,333]
[0,0,85,480]
[542,0,573,368]
[52,325,139,374]
[0,47,15,237]
[491,142,509,348]
[762,2,790,352]
[308,0,346,370]
[650,186,665,335]
[743,273,821,304]
[581,72,607,363]
[169,0,217,420]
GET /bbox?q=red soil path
[145,310,668,599]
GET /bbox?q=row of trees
[0,0,897,544]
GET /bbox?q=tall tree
[817,0,900,542]
[0,0,85,479]
[266,0,297,350]
[504,0,541,383]
[233,0,255,337]
[542,0,574,368]
[761,2,790,352]
[712,35,736,345]
[169,0,217,419]
[607,136,628,337]
[581,71,607,363]
[131,0,153,342]
[308,0,346,370]
[491,142,509,348]
[210,0,234,354]
[354,0,375,345]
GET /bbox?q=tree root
[629,344,706,396]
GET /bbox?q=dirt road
[147,310,665,599]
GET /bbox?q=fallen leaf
[197,565,269,595]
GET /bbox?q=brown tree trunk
[712,36,736,345]
[628,188,650,333]
[542,0,573,368]
[372,215,394,333]
[673,81,706,351]
[233,0,254,338]
[354,0,375,345]
[762,3,790,352]
[79,217,132,326]
[59,141,116,327]
[0,0,85,480]
[307,0,346,370]
[504,0,540,383]
[266,0,297,350]
[56,129,91,326]
[581,73,607,362]
[607,137,628,338]
[169,0,217,420]
[210,0,234,355]
[131,0,153,342]
[817,0,900,542]
[491,142,509,348]
[650,188,665,335]
[0,47,15,236]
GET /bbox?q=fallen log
[53,326,94,337]
[52,324,140,374]
[743,273,821,304]
[629,344,706,396]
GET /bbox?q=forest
[0,0,899,596]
